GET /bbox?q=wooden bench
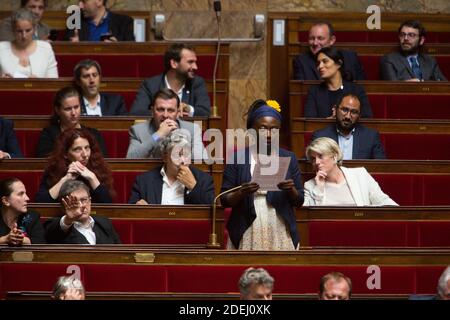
[2,159,450,205]
[289,81,450,119]
[29,204,450,249]
[50,42,230,78]
[289,118,450,160]
[1,246,448,296]
[7,116,217,159]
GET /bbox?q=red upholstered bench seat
[303,132,450,160]
[308,221,450,247]
[298,31,450,44]
[16,129,130,158]
[56,55,216,78]
[1,264,445,295]
[300,93,450,119]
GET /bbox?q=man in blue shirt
[65,0,135,42]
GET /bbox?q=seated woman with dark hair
[0,178,46,245]
[304,46,372,118]
[36,86,108,158]
[35,127,115,203]
[129,129,214,205]
[220,99,304,250]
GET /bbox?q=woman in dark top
[0,178,45,245]
[220,99,304,250]
[36,86,108,158]
[35,127,115,204]
[304,47,373,118]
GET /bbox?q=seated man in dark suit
[129,129,214,205]
[73,59,127,116]
[130,43,211,117]
[311,93,385,160]
[65,0,135,42]
[380,20,447,81]
[0,117,23,158]
[293,20,366,81]
[45,180,121,244]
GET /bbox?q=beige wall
[2,0,449,129]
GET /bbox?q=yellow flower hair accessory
[266,100,281,113]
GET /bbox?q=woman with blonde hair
[304,137,397,206]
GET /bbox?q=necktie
[409,56,422,80]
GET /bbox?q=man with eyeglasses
[380,20,447,81]
[45,180,121,244]
[293,20,366,80]
[310,93,385,160]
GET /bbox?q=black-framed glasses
[399,32,419,39]
[79,197,91,205]
[339,107,360,116]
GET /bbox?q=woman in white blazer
[0,8,58,78]
[304,137,398,206]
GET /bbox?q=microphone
[211,0,222,117]
[213,0,222,18]
[207,184,243,248]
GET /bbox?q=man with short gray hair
[239,267,274,300]
[437,266,450,300]
[44,180,121,244]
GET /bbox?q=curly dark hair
[45,128,115,199]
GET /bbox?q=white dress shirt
[164,75,194,116]
[160,166,185,205]
[60,215,96,245]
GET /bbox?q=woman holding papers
[220,99,304,250]
[304,137,398,206]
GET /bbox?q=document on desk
[252,156,290,191]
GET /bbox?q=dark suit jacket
[128,165,215,205]
[36,124,108,158]
[0,211,46,244]
[80,93,128,116]
[304,81,373,118]
[35,171,113,204]
[311,124,386,159]
[0,117,23,158]
[221,148,304,249]
[44,215,121,244]
[129,73,211,116]
[380,51,447,81]
[65,11,135,41]
[293,50,366,81]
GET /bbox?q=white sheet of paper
[13,70,29,78]
[251,156,291,191]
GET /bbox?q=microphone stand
[207,185,243,248]
[212,4,221,117]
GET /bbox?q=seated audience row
[0,100,397,251]
[0,0,134,43]
[294,20,447,82]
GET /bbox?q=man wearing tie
[380,20,447,81]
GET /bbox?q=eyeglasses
[399,32,419,39]
[78,197,91,205]
[338,107,360,116]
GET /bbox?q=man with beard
[310,94,385,160]
[65,0,135,42]
[0,0,50,41]
[380,20,447,81]
[293,21,366,80]
[130,43,211,117]
[73,59,127,116]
